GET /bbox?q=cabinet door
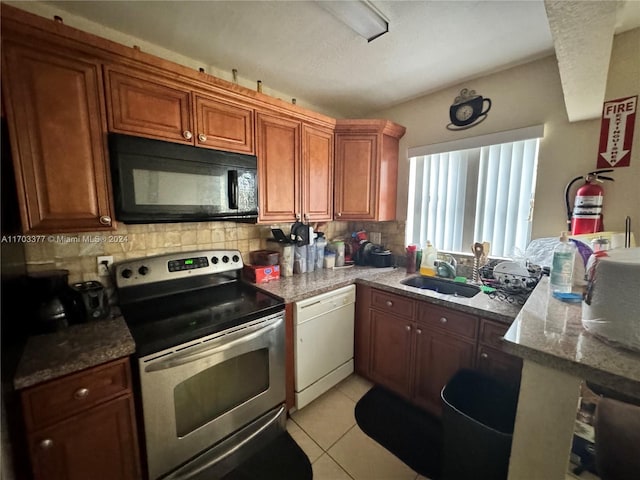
[369,310,413,399]
[2,43,114,233]
[477,346,522,386]
[413,327,476,416]
[334,134,378,220]
[256,112,301,223]
[301,124,333,222]
[28,396,140,480]
[194,94,254,154]
[104,65,193,144]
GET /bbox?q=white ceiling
[31,1,640,118]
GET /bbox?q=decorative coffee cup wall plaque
[447,88,492,130]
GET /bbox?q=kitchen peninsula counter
[253,265,522,324]
[13,317,135,390]
[502,277,640,479]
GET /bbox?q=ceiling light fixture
[317,0,389,42]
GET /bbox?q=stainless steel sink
[400,275,481,298]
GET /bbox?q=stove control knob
[232,255,240,263]
[211,257,219,264]
[138,266,149,276]
[121,268,133,279]
[222,255,229,263]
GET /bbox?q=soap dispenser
[420,241,437,276]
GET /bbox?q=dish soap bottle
[420,241,437,276]
[550,231,577,293]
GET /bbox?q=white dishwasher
[294,284,356,410]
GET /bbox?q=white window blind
[407,132,541,258]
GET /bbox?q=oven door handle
[144,316,282,372]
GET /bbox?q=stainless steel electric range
[114,250,286,480]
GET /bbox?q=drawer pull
[480,352,489,359]
[439,317,448,324]
[386,300,393,307]
[74,388,89,400]
[39,439,53,450]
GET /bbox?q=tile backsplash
[23,220,352,288]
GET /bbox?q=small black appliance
[70,281,110,321]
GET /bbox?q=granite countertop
[14,266,522,390]
[503,277,640,399]
[252,265,522,325]
[13,317,135,390]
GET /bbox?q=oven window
[173,348,269,437]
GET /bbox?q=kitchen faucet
[436,254,457,279]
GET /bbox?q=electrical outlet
[97,256,114,276]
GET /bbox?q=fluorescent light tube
[317,0,389,42]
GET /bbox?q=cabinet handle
[439,317,448,324]
[99,215,111,226]
[480,352,489,359]
[405,325,411,332]
[183,130,193,140]
[198,133,207,142]
[39,439,53,450]
[385,300,393,307]
[416,329,422,335]
[337,212,342,217]
[74,387,89,399]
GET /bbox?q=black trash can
[441,369,519,480]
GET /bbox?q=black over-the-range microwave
[108,134,258,224]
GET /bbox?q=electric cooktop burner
[114,250,284,357]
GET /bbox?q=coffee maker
[28,269,78,333]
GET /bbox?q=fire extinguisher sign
[597,95,637,168]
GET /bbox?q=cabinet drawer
[418,304,478,340]
[22,358,131,431]
[370,289,415,320]
[479,318,510,349]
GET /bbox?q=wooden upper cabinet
[194,94,254,153]
[256,112,301,223]
[104,65,255,154]
[301,124,333,222]
[104,65,194,144]
[1,42,114,233]
[334,119,405,221]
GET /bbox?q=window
[406,126,543,258]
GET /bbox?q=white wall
[373,28,640,242]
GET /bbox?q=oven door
[138,311,285,480]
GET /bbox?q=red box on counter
[243,264,280,283]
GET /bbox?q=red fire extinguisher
[564,169,614,235]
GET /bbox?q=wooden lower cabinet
[369,309,414,398]
[21,357,141,480]
[27,396,140,480]
[357,286,521,416]
[476,318,522,386]
[413,328,475,415]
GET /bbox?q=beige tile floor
[287,374,430,480]
[286,374,600,480]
